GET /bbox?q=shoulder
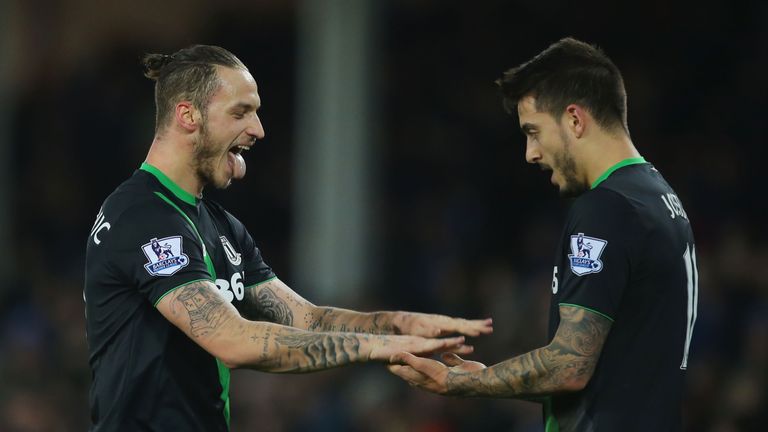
[104,191,177,225]
[102,194,198,251]
[570,187,636,221]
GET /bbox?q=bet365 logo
[215,271,245,303]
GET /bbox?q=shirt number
[215,271,245,303]
[551,266,559,294]
[680,243,699,370]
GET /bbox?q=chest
[190,207,248,304]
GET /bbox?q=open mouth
[229,144,250,155]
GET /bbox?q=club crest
[220,236,242,266]
[142,236,190,276]
[568,233,607,276]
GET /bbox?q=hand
[386,352,486,395]
[393,313,493,337]
[368,335,473,362]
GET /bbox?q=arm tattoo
[274,332,362,370]
[255,287,294,326]
[241,280,395,334]
[447,306,611,398]
[306,308,394,334]
[172,281,234,338]
[241,284,296,326]
[249,328,372,373]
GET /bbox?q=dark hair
[142,45,246,133]
[497,37,628,133]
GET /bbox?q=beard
[553,128,587,198]
[192,124,231,190]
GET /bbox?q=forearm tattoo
[171,281,234,338]
[241,284,297,325]
[306,308,394,335]
[251,328,371,373]
[255,287,294,326]
[447,306,611,397]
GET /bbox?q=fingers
[430,317,494,337]
[441,352,465,367]
[454,318,494,337]
[447,344,474,355]
[386,364,424,383]
[421,336,465,354]
[389,351,433,372]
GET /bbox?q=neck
[580,132,641,187]
[145,137,204,198]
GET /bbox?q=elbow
[220,357,241,369]
[559,363,595,392]
[562,375,590,392]
[212,348,245,369]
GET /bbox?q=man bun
[142,53,173,80]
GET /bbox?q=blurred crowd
[2,1,766,431]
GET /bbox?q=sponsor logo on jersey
[219,236,242,266]
[568,233,607,276]
[141,236,190,276]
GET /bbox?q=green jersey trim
[140,162,199,205]
[590,157,646,189]
[153,192,217,279]
[151,191,230,426]
[244,276,278,289]
[559,303,615,322]
[216,359,232,428]
[544,397,559,432]
[153,278,211,307]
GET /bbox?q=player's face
[517,96,585,197]
[192,66,265,189]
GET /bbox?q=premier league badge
[142,236,190,276]
[568,233,607,276]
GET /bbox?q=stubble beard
[193,123,231,190]
[554,129,587,198]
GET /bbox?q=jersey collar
[139,162,199,205]
[590,157,646,189]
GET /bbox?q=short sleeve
[557,189,639,321]
[109,202,212,306]
[239,227,276,287]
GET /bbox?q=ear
[174,102,200,132]
[563,104,588,139]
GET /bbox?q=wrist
[359,334,377,362]
[388,312,405,334]
[445,369,477,397]
[370,311,400,334]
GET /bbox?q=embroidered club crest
[568,233,607,276]
[142,236,190,276]
[220,236,242,266]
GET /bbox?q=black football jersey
[546,158,697,431]
[84,163,275,431]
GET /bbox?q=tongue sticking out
[228,151,247,179]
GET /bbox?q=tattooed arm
[156,280,470,372]
[240,278,492,337]
[388,305,612,397]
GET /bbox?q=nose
[525,138,541,164]
[246,114,265,140]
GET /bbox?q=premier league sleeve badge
[568,233,607,276]
[141,236,190,276]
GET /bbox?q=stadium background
[1,0,766,430]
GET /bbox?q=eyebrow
[230,102,260,112]
[520,123,537,135]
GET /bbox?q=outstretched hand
[387,352,487,395]
[368,336,474,363]
[394,313,493,338]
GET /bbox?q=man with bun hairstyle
[84,45,492,431]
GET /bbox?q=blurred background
[1,0,766,430]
